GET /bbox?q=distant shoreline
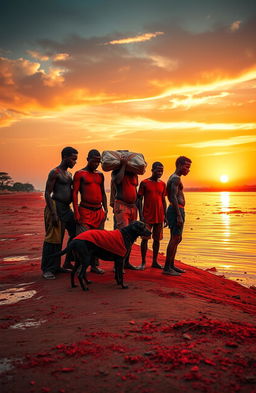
[1,187,256,195]
[185,186,256,192]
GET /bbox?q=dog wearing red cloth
[50,221,151,290]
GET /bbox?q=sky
[0,0,256,190]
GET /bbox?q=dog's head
[129,221,152,237]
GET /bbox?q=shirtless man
[72,149,108,274]
[137,162,167,270]
[112,155,139,269]
[41,146,78,280]
[163,156,192,276]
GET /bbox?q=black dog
[50,221,151,291]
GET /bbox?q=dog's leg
[115,257,128,289]
[83,255,94,285]
[71,259,80,288]
[77,246,91,291]
[71,248,83,288]
[78,264,89,291]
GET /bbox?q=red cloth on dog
[75,229,127,257]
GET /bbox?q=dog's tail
[49,247,68,258]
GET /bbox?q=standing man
[163,156,192,276]
[41,146,78,280]
[72,149,108,274]
[112,156,139,269]
[137,162,167,270]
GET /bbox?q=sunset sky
[0,0,256,190]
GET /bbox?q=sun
[220,174,229,183]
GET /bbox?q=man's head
[151,162,164,179]
[87,149,101,171]
[61,146,78,168]
[175,156,192,176]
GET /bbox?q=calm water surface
[106,192,256,288]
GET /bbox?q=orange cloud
[53,53,70,61]
[105,31,164,45]
[181,135,256,148]
[230,20,242,32]
[26,50,49,61]
[1,18,255,128]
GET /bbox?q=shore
[0,193,256,393]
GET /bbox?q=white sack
[102,150,147,175]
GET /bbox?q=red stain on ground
[0,193,256,393]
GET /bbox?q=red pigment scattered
[147,288,185,298]
[1,193,256,393]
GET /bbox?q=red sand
[0,192,256,393]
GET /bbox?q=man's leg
[151,223,163,269]
[62,215,77,270]
[41,241,62,279]
[90,217,105,274]
[123,207,139,270]
[140,238,148,270]
[152,240,162,268]
[42,203,62,278]
[163,232,181,276]
[114,201,138,270]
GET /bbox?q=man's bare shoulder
[167,174,180,186]
[48,167,59,178]
[74,168,88,176]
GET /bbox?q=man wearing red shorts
[137,162,167,270]
[112,155,139,269]
[73,149,108,274]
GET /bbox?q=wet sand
[0,193,256,393]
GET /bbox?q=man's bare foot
[151,262,163,269]
[162,268,181,276]
[172,266,186,273]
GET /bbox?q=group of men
[41,147,192,280]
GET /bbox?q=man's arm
[167,178,183,227]
[100,173,108,218]
[162,185,167,227]
[72,171,81,222]
[44,169,59,227]
[111,156,128,185]
[137,182,144,221]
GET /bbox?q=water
[105,192,256,288]
[0,282,37,305]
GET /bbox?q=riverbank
[0,193,256,393]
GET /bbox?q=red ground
[0,193,256,393]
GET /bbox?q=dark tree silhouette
[0,172,35,191]
[0,172,13,189]
[12,182,35,192]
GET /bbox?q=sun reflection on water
[220,192,230,211]
[220,192,230,241]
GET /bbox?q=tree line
[0,172,35,192]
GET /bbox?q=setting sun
[220,174,229,183]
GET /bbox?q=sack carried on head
[102,150,147,175]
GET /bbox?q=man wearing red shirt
[112,155,139,269]
[137,162,167,270]
[73,149,108,274]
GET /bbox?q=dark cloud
[1,0,256,53]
